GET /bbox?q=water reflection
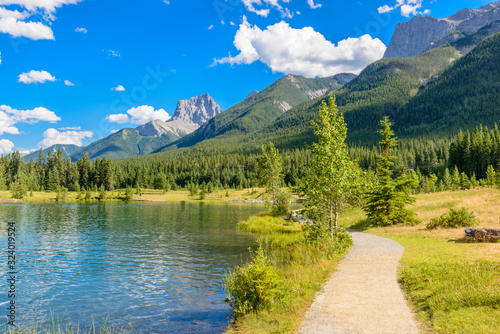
[0,202,262,333]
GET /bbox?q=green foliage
[363,117,420,226]
[199,189,206,200]
[303,95,362,232]
[55,186,68,202]
[123,187,134,201]
[257,142,289,215]
[426,207,479,229]
[224,246,280,316]
[10,175,26,199]
[97,185,107,200]
[400,260,500,333]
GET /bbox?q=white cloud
[59,126,80,130]
[110,129,119,134]
[0,51,2,64]
[0,0,83,40]
[163,0,169,4]
[18,70,56,84]
[213,18,386,78]
[307,0,322,9]
[0,139,14,154]
[0,105,60,135]
[64,79,74,86]
[208,24,214,30]
[38,128,93,148]
[242,0,293,18]
[111,85,125,92]
[378,0,430,17]
[106,113,129,124]
[230,21,235,26]
[107,105,171,125]
[75,27,87,33]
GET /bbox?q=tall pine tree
[363,117,419,226]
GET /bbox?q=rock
[136,93,222,137]
[246,90,259,99]
[384,1,500,59]
[273,100,292,112]
[464,227,500,240]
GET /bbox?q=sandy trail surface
[299,231,421,334]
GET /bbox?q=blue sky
[0,0,493,154]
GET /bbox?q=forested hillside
[157,74,353,151]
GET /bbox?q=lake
[0,202,264,333]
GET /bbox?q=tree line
[1,122,499,199]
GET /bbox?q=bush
[427,207,478,229]
[123,187,134,201]
[224,246,280,316]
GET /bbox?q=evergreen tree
[257,142,288,215]
[363,117,419,226]
[486,165,496,186]
[442,167,452,190]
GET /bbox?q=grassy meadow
[341,187,500,334]
[0,187,270,203]
[225,215,352,334]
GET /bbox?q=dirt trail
[299,231,420,334]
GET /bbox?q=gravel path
[299,231,420,334]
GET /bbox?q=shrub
[427,207,478,229]
[224,246,280,316]
[123,187,134,201]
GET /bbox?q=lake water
[0,202,263,333]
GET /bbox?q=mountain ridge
[384,1,500,58]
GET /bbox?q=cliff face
[136,93,222,137]
[384,1,500,58]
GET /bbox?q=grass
[4,316,132,334]
[340,187,500,334]
[225,215,351,334]
[0,187,271,203]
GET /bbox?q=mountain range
[23,1,500,163]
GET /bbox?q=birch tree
[304,95,361,234]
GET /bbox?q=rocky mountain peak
[172,93,222,126]
[136,93,222,137]
[384,1,500,58]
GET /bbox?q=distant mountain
[246,90,259,99]
[155,73,356,152]
[136,93,222,137]
[384,1,500,58]
[23,144,80,163]
[71,93,222,160]
[153,31,500,156]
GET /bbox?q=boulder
[464,227,500,240]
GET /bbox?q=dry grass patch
[341,187,500,333]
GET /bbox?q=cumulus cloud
[107,105,171,125]
[242,0,293,18]
[64,80,74,86]
[307,0,322,9]
[0,139,14,154]
[18,70,56,84]
[213,18,386,78]
[0,105,61,135]
[378,0,430,17]
[111,85,125,92]
[0,0,83,40]
[38,128,93,148]
[208,24,214,30]
[75,27,87,33]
